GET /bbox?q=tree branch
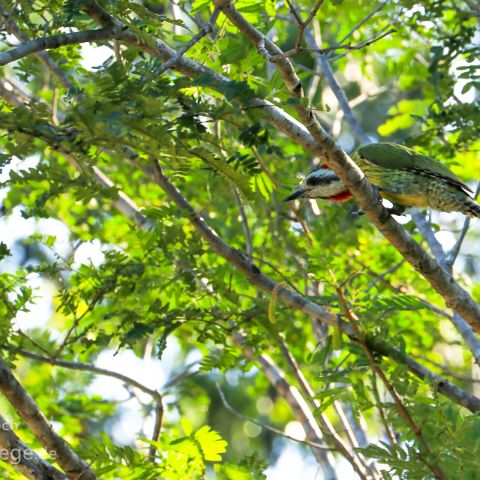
[0,3,74,90]
[411,211,449,269]
[155,7,220,76]
[0,27,120,67]
[0,355,97,480]
[214,383,334,451]
[277,337,376,478]
[448,180,480,268]
[304,27,370,144]
[0,414,67,480]
[231,334,341,478]
[10,348,164,461]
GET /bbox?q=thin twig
[54,288,106,358]
[156,8,220,76]
[304,25,370,144]
[370,373,398,446]
[260,29,396,62]
[353,258,455,321]
[113,39,124,67]
[17,330,52,356]
[162,361,199,390]
[363,259,406,292]
[215,382,334,451]
[285,0,325,54]
[233,188,253,259]
[51,86,59,125]
[149,402,164,461]
[335,2,387,47]
[329,24,397,62]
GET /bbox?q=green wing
[356,143,472,194]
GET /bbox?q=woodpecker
[284,142,480,218]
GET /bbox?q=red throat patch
[329,190,353,202]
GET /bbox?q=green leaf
[194,425,228,462]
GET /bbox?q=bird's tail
[464,200,480,218]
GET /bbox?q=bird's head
[283,167,352,203]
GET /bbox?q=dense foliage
[0,0,479,479]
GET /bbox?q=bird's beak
[283,189,306,202]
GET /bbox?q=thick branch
[0,355,96,480]
[0,3,74,89]
[0,27,120,67]
[0,414,66,480]
[212,0,480,333]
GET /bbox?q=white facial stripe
[303,179,347,199]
